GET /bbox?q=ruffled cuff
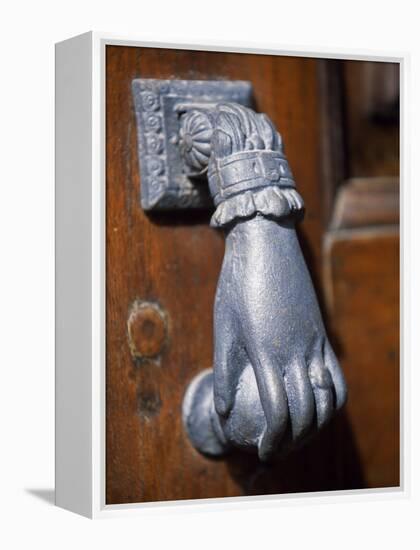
[210,186,304,228]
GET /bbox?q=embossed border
[132,79,253,210]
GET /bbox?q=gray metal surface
[133,79,347,462]
[132,79,253,210]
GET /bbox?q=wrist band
[208,150,295,206]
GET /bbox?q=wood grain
[324,228,400,488]
[343,61,399,178]
[331,177,399,230]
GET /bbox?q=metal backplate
[132,79,253,210]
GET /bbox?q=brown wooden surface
[324,228,400,488]
[317,59,347,225]
[343,61,399,178]
[331,177,399,230]
[106,46,400,504]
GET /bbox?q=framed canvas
[55,32,404,518]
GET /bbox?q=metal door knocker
[132,79,347,462]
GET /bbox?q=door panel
[324,227,399,488]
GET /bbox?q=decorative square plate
[132,79,253,210]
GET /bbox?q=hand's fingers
[284,358,315,441]
[324,341,347,410]
[308,353,334,429]
[245,347,289,462]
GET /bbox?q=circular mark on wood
[127,301,168,360]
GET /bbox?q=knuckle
[308,361,333,389]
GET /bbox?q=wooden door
[106,46,399,504]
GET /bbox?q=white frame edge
[55,32,93,517]
[55,31,408,519]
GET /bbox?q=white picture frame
[55,31,407,519]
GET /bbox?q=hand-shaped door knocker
[132,80,347,462]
